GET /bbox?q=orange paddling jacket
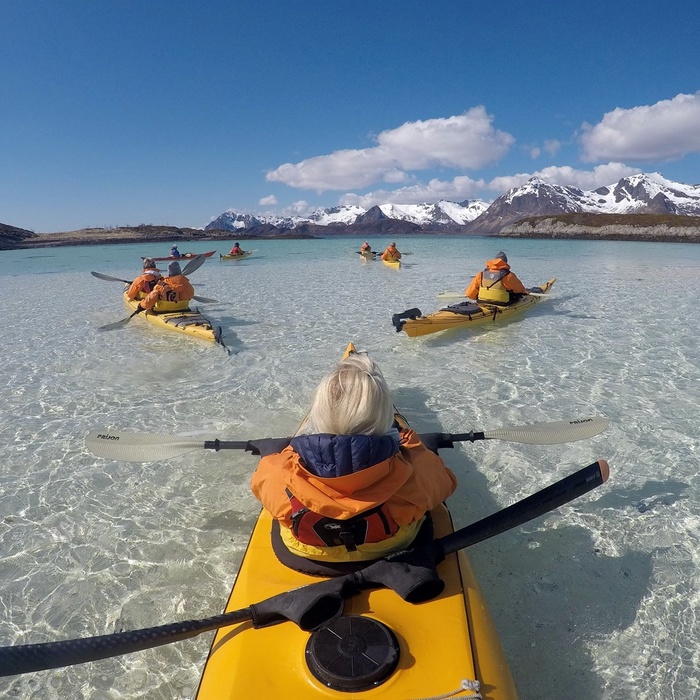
[465,257,527,305]
[251,428,457,561]
[126,270,162,300]
[381,245,401,262]
[140,274,195,312]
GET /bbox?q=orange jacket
[250,429,457,529]
[465,257,527,299]
[140,274,195,310]
[126,271,161,300]
[381,245,401,261]
[229,246,243,255]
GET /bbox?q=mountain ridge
[4,173,700,249]
[205,172,700,236]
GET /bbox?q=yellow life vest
[152,299,190,312]
[279,518,424,562]
[478,270,510,305]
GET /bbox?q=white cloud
[580,92,700,162]
[544,139,561,156]
[488,163,641,193]
[335,163,642,208]
[530,147,541,159]
[339,175,488,208]
[266,107,514,191]
[259,194,277,206]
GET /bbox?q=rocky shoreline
[4,213,700,251]
[0,224,317,251]
[499,213,700,243]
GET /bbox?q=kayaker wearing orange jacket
[250,352,457,565]
[229,242,245,256]
[134,261,195,313]
[381,242,401,262]
[465,251,528,306]
[125,258,162,300]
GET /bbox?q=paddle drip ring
[305,614,400,691]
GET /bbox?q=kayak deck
[195,506,516,699]
[382,258,401,269]
[394,278,556,337]
[122,292,224,347]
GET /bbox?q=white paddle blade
[86,430,202,462]
[437,291,467,300]
[483,416,608,445]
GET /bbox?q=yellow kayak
[196,344,517,699]
[122,292,224,346]
[382,257,401,269]
[220,251,255,260]
[393,278,556,337]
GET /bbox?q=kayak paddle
[91,271,218,304]
[85,416,609,462]
[0,459,609,676]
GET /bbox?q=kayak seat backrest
[442,302,483,316]
[528,286,544,293]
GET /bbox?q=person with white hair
[125,258,162,300]
[465,251,528,306]
[250,351,457,568]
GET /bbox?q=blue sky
[2,1,700,232]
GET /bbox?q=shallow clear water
[0,236,699,699]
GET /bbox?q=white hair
[300,353,394,436]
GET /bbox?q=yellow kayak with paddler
[393,278,556,338]
[195,343,518,699]
[122,292,224,346]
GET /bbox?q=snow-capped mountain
[470,173,700,233]
[205,199,488,232]
[205,174,700,235]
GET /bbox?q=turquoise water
[0,235,699,699]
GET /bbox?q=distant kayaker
[465,251,528,306]
[360,241,372,253]
[381,241,401,262]
[229,242,245,256]
[133,261,195,314]
[250,351,457,570]
[170,245,181,258]
[125,258,162,300]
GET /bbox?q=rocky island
[499,213,700,243]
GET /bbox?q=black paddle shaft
[439,460,607,556]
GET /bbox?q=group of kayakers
[126,258,195,314]
[360,240,402,262]
[123,244,527,569]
